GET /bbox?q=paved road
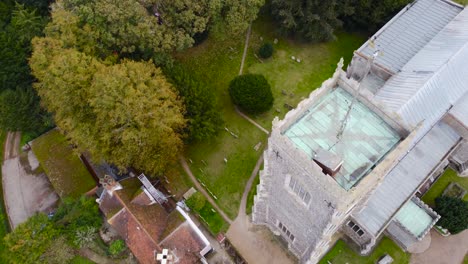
[2,132,59,228]
[411,229,468,264]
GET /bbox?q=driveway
[410,229,468,264]
[2,132,59,228]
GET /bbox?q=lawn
[70,256,96,264]
[176,17,365,219]
[31,129,96,198]
[247,16,365,128]
[319,237,410,264]
[422,168,468,207]
[163,164,192,201]
[246,172,260,215]
[176,25,269,219]
[186,192,229,235]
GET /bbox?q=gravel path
[225,152,295,264]
[2,132,59,228]
[410,229,468,264]
[239,24,252,75]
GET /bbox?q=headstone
[291,56,296,60]
[224,158,228,163]
[260,36,263,41]
[284,103,294,110]
[281,90,287,95]
[296,58,301,63]
[276,108,281,113]
[254,142,262,151]
[274,38,278,44]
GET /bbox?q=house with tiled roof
[98,175,211,264]
[252,0,468,263]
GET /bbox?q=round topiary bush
[229,74,273,114]
[258,43,274,59]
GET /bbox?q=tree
[258,42,273,58]
[0,3,47,92]
[435,196,468,234]
[46,0,220,58]
[3,213,58,264]
[271,0,345,42]
[341,0,411,32]
[222,0,265,35]
[0,87,52,133]
[87,59,186,174]
[163,64,223,142]
[0,2,52,134]
[229,74,273,114]
[30,38,186,175]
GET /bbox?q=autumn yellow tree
[30,37,186,174]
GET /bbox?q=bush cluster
[258,43,274,59]
[229,74,274,115]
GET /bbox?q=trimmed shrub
[258,43,273,59]
[229,74,273,114]
[185,192,206,212]
[435,196,468,234]
[109,239,126,256]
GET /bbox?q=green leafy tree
[163,64,223,142]
[229,74,273,114]
[435,196,468,234]
[341,0,411,32]
[3,213,58,264]
[0,2,52,134]
[222,0,265,35]
[30,38,186,174]
[0,3,47,92]
[46,0,220,58]
[0,87,52,133]
[271,0,345,42]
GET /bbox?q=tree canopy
[0,2,52,134]
[435,196,468,234]
[222,0,265,35]
[30,38,186,174]
[44,0,222,58]
[2,196,102,263]
[270,0,410,42]
[229,74,273,115]
[163,64,223,142]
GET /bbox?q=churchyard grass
[319,237,410,264]
[176,18,365,219]
[422,168,468,207]
[176,26,268,220]
[247,16,365,129]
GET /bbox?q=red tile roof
[108,209,160,264]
